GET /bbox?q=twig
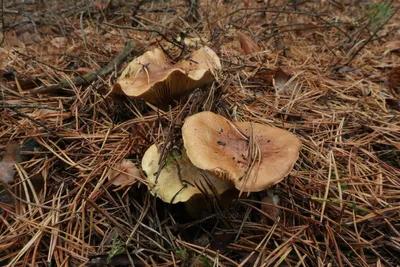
[30,41,136,94]
[0,103,63,111]
[103,22,182,48]
[345,6,399,66]
[86,198,132,236]
[12,49,75,72]
[131,0,148,27]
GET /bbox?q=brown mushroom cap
[141,144,232,204]
[182,112,302,192]
[112,46,221,104]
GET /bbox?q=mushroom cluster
[112,46,221,104]
[141,143,232,204]
[141,111,302,209]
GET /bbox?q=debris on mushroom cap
[112,46,221,104]
[182,111,302,192]
[141,144,232,204]
[107,159,140,187]
[176,36,209,47]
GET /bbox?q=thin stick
[31,41,136,94]
[11,107,62,139]
[0,103,63,111]
[345,6,399,66]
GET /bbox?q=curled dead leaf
[51,37,67,49]
[237,32,261,55]
[93,1,108,10]
[273,67,295,94]
[107,160,140,187]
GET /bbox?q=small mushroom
[112,46,221,104]
[141,144,232,204]
[182,111,302,192]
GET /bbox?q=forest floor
[0,0,400,266]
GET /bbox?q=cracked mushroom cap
[112,46,221,104]
[182,112,302,192]
[141,144,232,204]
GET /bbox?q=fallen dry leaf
[237,32,261,55]
[273,67,295,94]
[75,67,95,75]
[107,160,140,187]
[51,37,68,49]
[93,1,108,10]
[0,142,21,183]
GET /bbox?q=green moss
[368,1,394,25]
[174,249,188,261]
[164,150,182,168]
[107,233,125,264]
[199,255,213,267]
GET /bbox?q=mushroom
[112,46,221,104]
[182,111,302,192]
[141,144,232,204]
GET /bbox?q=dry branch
[30,41,136,95]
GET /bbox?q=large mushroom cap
[112,46,221,104]
[141,144,232,204]
[182,112,302,192]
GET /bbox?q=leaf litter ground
[0,0,399,266]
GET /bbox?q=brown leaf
[51,37,67,49]
[0,142,21,183]
[107,160,140,187]
[388,66,400,95]
[74,67,95,75]
[273,67,294,94]
[237,32,261,55]
[93,1,108,10]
